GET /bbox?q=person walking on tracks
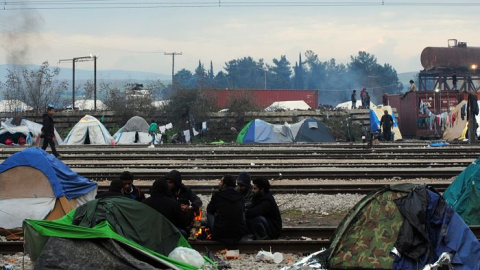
[380,110,394,141]
[41,106,60,158]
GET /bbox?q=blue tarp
[240,119,293,143]
[0,148,97,199]
[429,142,450,147]
[370,109,399,133]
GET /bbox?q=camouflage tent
[327,183,480,270]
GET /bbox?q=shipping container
[388,91,467,138]
[202,89,318,110]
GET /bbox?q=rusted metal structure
[418,39,480,92]
[389,91,464,138]
[201,89,319,109]
[390,40,480,139]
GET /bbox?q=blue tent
[0,148,96,199]
[370,106,403,140]
[0,148,97,229]
[236,119,293,143]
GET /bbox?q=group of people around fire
[96,169,282,247]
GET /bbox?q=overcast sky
[1,0,479,78]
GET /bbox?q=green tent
[443,158,480,225]
[24,197,215,269]
[236,120,253,143]
[328,184,410,269]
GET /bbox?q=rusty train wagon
[391,39,480,139]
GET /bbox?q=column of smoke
[3,9,44,66]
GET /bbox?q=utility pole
[164,52,182,90]
[59,55,97,110]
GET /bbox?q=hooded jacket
[42,113,55,138]
[246,192,282,239]
[143,179,189,230]
[207,186,246,244]
[165,170,202,214]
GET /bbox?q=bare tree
[0,61,68,116]
[161,89,216,131]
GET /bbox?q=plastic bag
[168,247,204,268]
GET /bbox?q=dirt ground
[281,209,347,227]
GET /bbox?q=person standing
[364,91,371,109]
[41,106,60,158]
[452,73,458,90]
[207,175,246,247]
[148,119,158,145]
[380,110,394,141]
[360,88,367,108]
[382,91,389,106]
[245,178,282,240]
[351,90,357,109]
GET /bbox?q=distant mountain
[0,64,171,82]
[398,71,418,90]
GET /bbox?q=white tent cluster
[264,100,311,111]
[0,117,63,145]
[0,100,32,112]
[63,115,113,145]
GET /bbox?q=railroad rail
[2,226,479,254]
[97,183,453,195]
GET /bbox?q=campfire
[189,208,211,240]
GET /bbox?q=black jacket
[124,185,145,202]
[95,191,126,199]
[143,196,189,231]
[246,192,282,239]
[207,187,246,244]
[176,185,202,214]
[41,113,55,138]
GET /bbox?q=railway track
[97,183,453,195]
[1,144,478,180]
[2,226,479,254]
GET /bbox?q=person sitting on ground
[207,175,246,247]
[165,170,203,225]
[119,171,145,202]
[235,172,253,209]
[143,177,190,232]
[95,179,126,199]
[245,178,282,240]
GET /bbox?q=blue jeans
[247,216,269,240]
[150,132,155,144]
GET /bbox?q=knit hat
[236,172,251,187]
[165,170,182,188]
[119,171,134,181]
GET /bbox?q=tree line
[173,50,404,104]
[0,50,404,117]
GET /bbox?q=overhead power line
[2,1,480,10]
